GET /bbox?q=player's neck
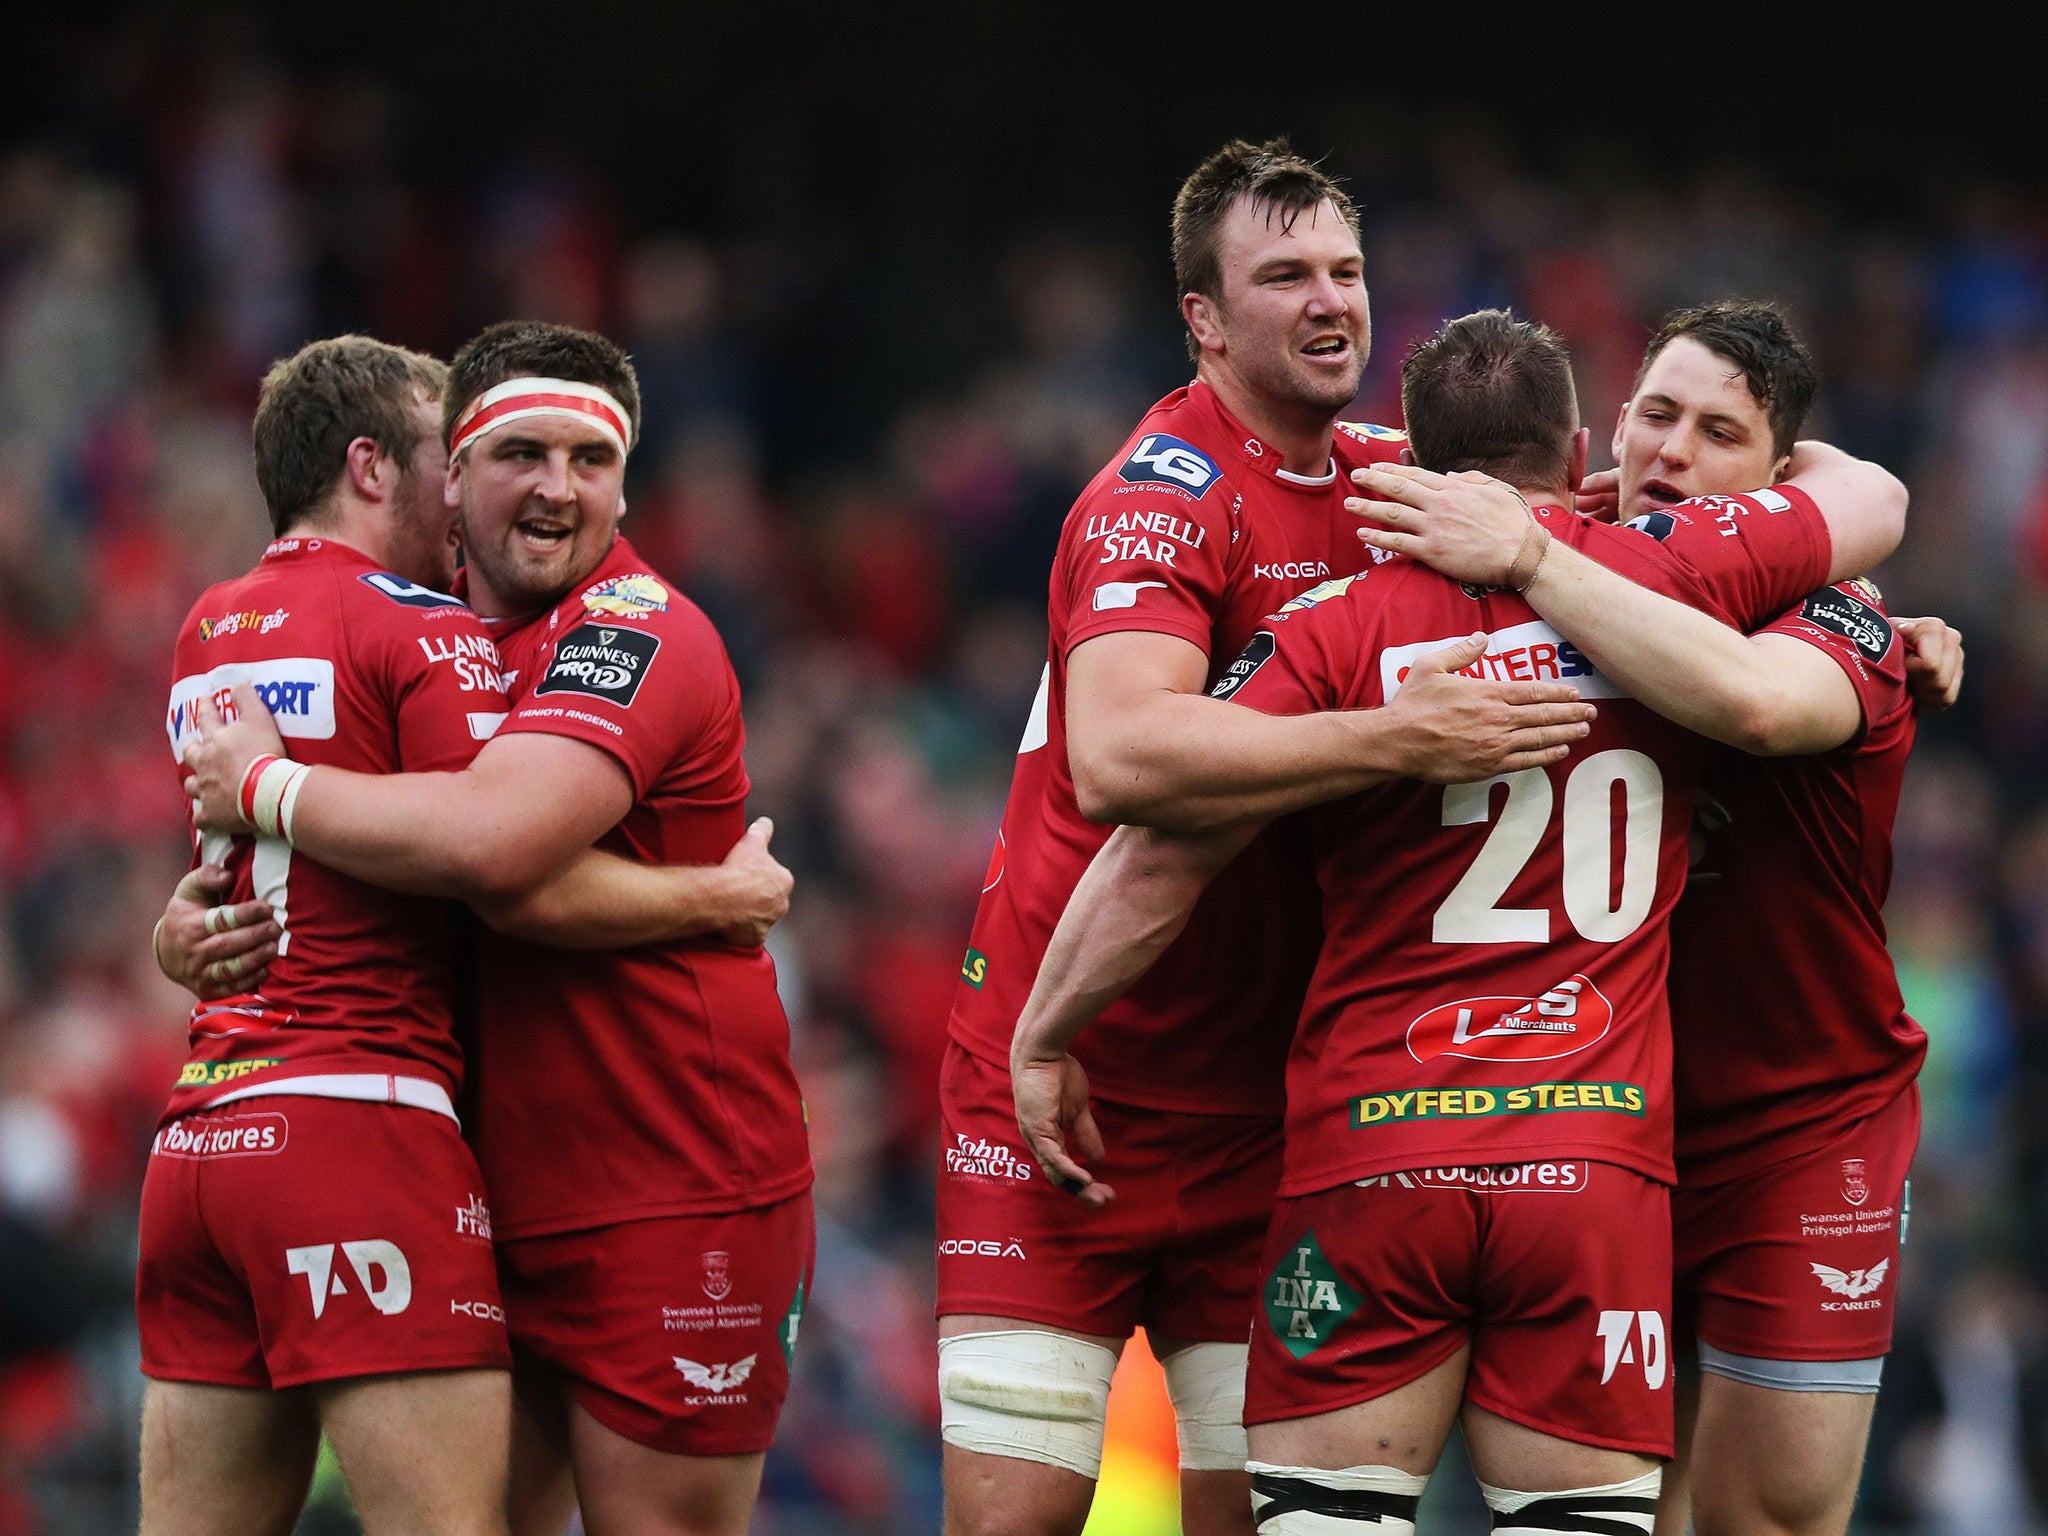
[1197,365,1336,477]
[1515,480,1571,510]
[279,511,383,568]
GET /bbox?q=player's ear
[1182,292,1224,356]
[1399,446,1414,467]
[1611,401,1629,463]
[1569,427,1589,492]
[1768,449,1791,485]
[444,452,464,510]
[345,435,386,502]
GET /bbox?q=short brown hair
[1635,299,1816,459]
[1401,310,1579,489]
[252,337,448,536]
[443,320,642,450]
[1171,138,1359,362]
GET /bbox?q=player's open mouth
[1301,336,1350,362]
[515,520,573,550]
[1641,479,1686,505]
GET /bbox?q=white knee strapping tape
[938,1330,1118,1479]
[1161,1340,1249,1471]
[1246,1461,1426,1535]
[1480,1467,1661,1535]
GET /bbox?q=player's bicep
[1064,630,1211,782]
[461,733,637,879]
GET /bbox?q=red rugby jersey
[474,536,811,1238]
[162,537,508,1124]
[948,379,1410,1116]
[1670,577,1924,1184]
[1222,490,1831,1195]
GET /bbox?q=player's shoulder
[568,563,722,644]
[1624,484,1808,544]
[346,567,478,625]
[537,559,731,711]
[1780,575,1902,670]
[1332,419,1410,470]
[1260,563,1413,642]
[1074,387,1236,513]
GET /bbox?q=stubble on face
[388,394,457,590]
[452,423,627,618]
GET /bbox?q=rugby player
[180,322,809,1536]
[1011,310,1907,1535]
[937,142,1600,1536]
[145,336,519,1536]
[1347,302,1941,1536]
[146,335,788,1536]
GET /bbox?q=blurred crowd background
[0,8,2044,1534]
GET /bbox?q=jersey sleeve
[495,607,727,798]
[1757,579,1912,744]
[1055,443,1237,659]
[1209,584,1365,717]
[1573,484,1831,631]
[378,608,508,774]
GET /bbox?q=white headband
[450,377,633,459]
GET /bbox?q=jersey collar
[1186,379,1335,488]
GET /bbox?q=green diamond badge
[781,1276,806,1367]
[1264,1230,1362,1359]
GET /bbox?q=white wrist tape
[938,1329,1118,1479]
[1161,1340,1249,1471]
[246,758,311,842]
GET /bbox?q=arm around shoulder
[1783,441,1907,582]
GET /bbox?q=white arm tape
[1161,1339,1249,1471]
[248,757,312,843]
[938,1329,1118,1480]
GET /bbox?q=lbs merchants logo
[536,625,660,707]
[1406,975,1613,1064]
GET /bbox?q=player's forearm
[1523,542,1821,753]
[289,767,558,899]
[1011,823,1249,1065]
[1783,442,1907,581]
[470,851,749,950]
[1074,693,1395,831]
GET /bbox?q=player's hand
[1348,464,1533,586]
[153,864,279,1001]
[180,682,287,833]
[1575,468,1621,521]
[1373,634,1596,783]
[1894,616,1964,712]
[713,817,793,946]
[1011,1051,1116,1208]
